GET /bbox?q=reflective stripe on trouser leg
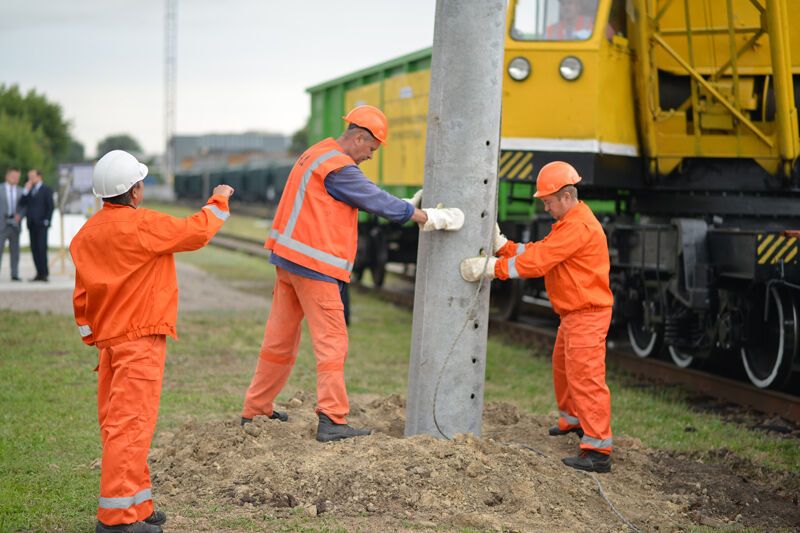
[551,324,579,430]
[97,335,166,525]
[242,267,304,419]
[292,273,349,424]
[562,308,613,454]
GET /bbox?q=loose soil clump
[151,393,800,532]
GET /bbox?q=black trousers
[28,223,49,278]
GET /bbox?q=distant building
[169,132,289,172]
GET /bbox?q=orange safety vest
[546,15,594,40]
[265,138,358,282]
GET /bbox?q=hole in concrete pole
[483,179,488,184]
[470,393,476,399]
[473,321,479,329]
[485,140,490,146]
[480,211,487,218]
[472,357,477,364]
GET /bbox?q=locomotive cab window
[511,0,599,41]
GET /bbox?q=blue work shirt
[270,164,415,283]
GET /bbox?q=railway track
[208,232,800,424]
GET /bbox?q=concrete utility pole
[405,0,507,438]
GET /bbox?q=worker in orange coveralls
[70,150,234,532]
[241,105,464,442]
[459,161,614,473]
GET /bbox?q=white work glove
[493,223,508,254]
[460,256,497,282]
[420,207,465,232]
[403,189,423,208]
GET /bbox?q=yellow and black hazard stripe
[756,233,799,265]
[499,150,534,181]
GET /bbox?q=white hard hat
[93,150,148,198]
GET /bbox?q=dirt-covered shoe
[95,520,162,533]
[241,411,288,426]
[144,510,166,526]
[316,412,371,442]
[548,425,584,438]
[562,450,611,473]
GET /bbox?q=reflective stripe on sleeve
[284,150,344,238]
[581,435,613,449]
[78,324,92,337]
[559,411,579,426]
[507,256,519,279]
[269,229,354,272]
[203,204,230,221]
[98,487,152,510]
[517,242,525,255]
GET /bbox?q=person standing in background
[0,167,25,281]
[19,168,54,281]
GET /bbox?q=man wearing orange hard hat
[459,161,614,473]
[241,105,464,442]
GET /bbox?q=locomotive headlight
[559,56,583,81]
[507,57,531,81]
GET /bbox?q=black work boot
[548,425,584,438]
[95,520,162,533]
[562,450,612,473]
[241,410,288,426]
[144,510,166,526]
[316,412,371,442]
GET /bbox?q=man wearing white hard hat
[70,150,234,533]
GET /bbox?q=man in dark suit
[19,168,54,281]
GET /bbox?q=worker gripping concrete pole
[404,0,507,439]
[70,150,234,532]
[460,162,615,473]
[241,105,464,442]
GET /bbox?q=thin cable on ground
[580,471,642,533]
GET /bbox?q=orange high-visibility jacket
[495,201,613,316]
[70,195,230,348]
[546,15,594,39]
[265,138,357,282]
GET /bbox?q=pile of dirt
[150,393,800,532]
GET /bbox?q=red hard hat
[342,105,388,144]
[533,161,582,198]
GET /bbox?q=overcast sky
[1,1,436,157]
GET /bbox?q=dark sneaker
[95,520,162,533]
[562,450,612,473]
[316,412,371,442]
[144,510,166,526]
[241,411,288,426]
[548,425,584,438]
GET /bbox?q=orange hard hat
[533,161,582,198]
[342,105,388,144]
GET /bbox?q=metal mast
[164,0,177,187]
[405,0,507,438]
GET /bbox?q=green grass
[1,245,798,531]
[146,200,270,241]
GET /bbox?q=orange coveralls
[494,201,615,454]
[70,195,229,525]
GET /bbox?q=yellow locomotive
[307,0,800,389]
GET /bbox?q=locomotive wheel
[667,345,696,368]
[741,286,798,389]
[490,279,522,322]
[626,303,662,358]
[369,228,388,288]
